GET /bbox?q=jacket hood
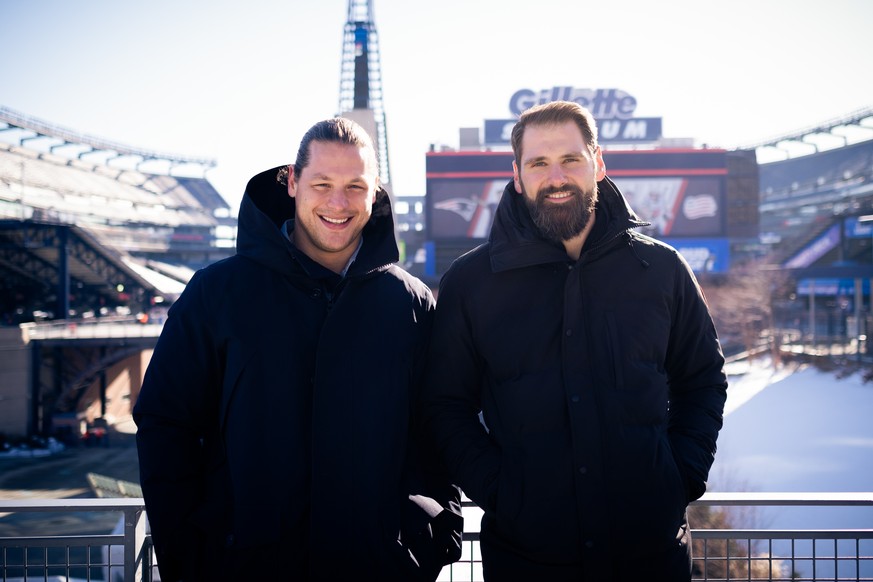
[489,175,649,272]
[237,165,399,276]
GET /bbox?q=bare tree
[702,260,791,365]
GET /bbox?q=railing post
[122,505,147,581]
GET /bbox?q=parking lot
[0,420,141,538]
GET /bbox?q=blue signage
[662,238,730,274]
[485,117,662,145]
[784,223,841,269]
[491,87,662,145]
[797,278,871,296]
[845,216,873,239]
[484,119,515,145]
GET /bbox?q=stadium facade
[0,107,238,440]
[0,86,871,441]
[420,87,760,283]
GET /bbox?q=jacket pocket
[613,432,689,552]
[605,312,669,425]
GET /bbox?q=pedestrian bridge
[20,318,163,342]
[0,317,163,439]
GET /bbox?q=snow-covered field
[711,358,873,531]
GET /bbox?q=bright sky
[2,0,872,213]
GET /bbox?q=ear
[512,160,523,194]
[594,147,606,181]
[371,175,381,203]
[287,165,297,198]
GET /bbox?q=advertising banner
[844,216,873,239]
[783,223,841,269]
[428,175,725,240]
[661,238,730,274]
[797,278,871,296]
[485,118,662,145]
[429,179,508,239]
[484,120,515,145]
[484,87,663,146]
[611,177,724,238]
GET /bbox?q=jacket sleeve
[421,266,502,515]
[402,435,464,577]
[665,255,728,502]
[133,270,221,581]
[402,289,464,577]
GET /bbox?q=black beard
[522,183,597,244]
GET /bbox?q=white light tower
[338,0,392,194]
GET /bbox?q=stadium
[2,97,872,577]
[1,1,872,579]
[0,0,871,448]
[3,94,872,436]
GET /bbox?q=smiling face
[287,140,379,273]
[512,120,606,247]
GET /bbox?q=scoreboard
[424,148,758,278]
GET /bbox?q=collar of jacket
[488,176,649,273]
[235,165,399,279]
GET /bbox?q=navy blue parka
[134,166,461,581]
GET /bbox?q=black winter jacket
[134,166,461,581]
[423,177,727,573]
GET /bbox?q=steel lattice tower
[338,0,391,190]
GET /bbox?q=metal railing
[1,493,871,581]
[690,493,873,582]
[0,498,149,582]
[444,493,873,582]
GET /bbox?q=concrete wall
[80,349,153,425]
[0,327,31,438]
[0,327,155,439]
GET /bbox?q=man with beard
[422,101,727,581]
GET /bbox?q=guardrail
[691,493,873,582]
[0,498,149,582]
[1,493,871,581]
[445,493,873,582]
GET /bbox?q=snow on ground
[722,356,799,416]
[712,357,873,531]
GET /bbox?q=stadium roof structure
[0,107,235,324]
[743,106,873,158]
[0,106,216,177]
[0,220,173,323]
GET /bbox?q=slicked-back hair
[293,117,379,179]
[510,101,599,168]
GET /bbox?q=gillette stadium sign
[484,87,662,145]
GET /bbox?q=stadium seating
[0,140,233,263]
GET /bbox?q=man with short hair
[423,101,727,580]
[135,117,461,581]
